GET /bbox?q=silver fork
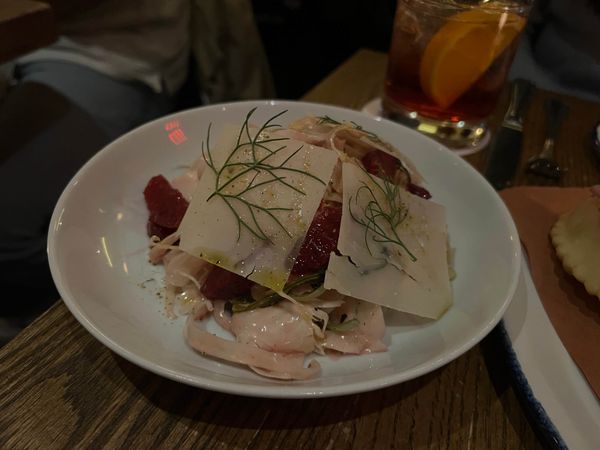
[526,98,569,180]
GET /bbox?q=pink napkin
[501,187,600,399]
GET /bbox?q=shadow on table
[115,353,438,429]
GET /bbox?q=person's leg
[0,82,109,316]
[0,61,173,321]
[14,60,173,139]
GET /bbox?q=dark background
[251,0,397,99]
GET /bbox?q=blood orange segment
[143,175,189,238]
[420,9,525,109]
[291,200,342,276]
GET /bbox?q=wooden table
[0,0,57,64]
[0,0,105,64]
[1,49,599,449]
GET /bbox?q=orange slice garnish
[420,9,525,109]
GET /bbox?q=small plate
[48,100,520,398]
[503,255,600,449]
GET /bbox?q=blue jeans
[0,61,174,314]
[13,60,173,139]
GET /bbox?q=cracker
[551,194,600,299]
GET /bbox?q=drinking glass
[382,0,532,154]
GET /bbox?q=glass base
[372,98,489,155]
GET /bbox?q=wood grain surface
[0,304,541,449]
[2,49,599,449]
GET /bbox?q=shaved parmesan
[324,163,451,319]
[178,124,338,292]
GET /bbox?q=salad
[143,108,453,380]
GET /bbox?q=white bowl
[48,100,521,398]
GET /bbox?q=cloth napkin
[501,187,600,399]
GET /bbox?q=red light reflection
[164,120,187,145]
[169,129,187,145]
[164,120,180,131]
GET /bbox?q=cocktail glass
[383,0,531,154]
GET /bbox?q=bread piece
[551,188,600,299]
